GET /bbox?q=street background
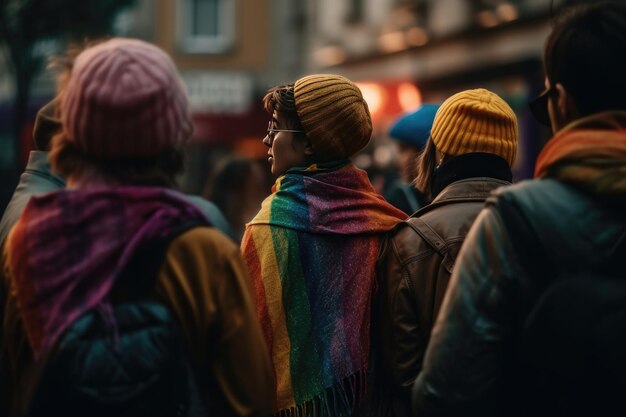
[0,0,580,211]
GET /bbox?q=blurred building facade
[121,0,307,193]
[1,0,576,208]
[0,0,307,202]
[304,0,566,181]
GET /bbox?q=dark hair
[263,84,310,151]
[49,132,184,187]
[204,157,259,210]
[263,84,300,126]
[204,156,272,241]
[413,136,438,200]
[545,1,626,116]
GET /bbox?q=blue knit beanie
[388,104,440,151]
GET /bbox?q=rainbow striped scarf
[242,162,406,416]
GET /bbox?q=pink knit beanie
[61,38,192,158]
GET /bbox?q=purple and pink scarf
[6,187,207,359]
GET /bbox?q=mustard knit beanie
[430,88,518,166]
[294,74,372,162]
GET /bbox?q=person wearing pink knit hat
[59,38,192,159]
[0,38,273,416]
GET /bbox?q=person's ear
[555,83,580,123]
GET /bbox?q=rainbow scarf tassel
[243,162,406,416]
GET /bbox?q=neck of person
[66,168,122,190]
[431,152,513,198]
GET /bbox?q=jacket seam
[412,178,509,218]
[396,236,464,265]
[391,236,416,293]
[397,243,436,266]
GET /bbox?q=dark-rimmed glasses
[266,121,305,140]
[529,87,557,127]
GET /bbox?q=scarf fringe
[276,371,367,417]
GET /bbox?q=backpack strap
[28,220,210,416]
[405,217,455,272]
[114,220,207,301]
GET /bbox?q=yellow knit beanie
[294,74,372,162]
[430,88,518,166]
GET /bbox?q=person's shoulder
[169,226,239,258]
[492,177,561,196]
[486,178,602,244]
[386,218,435,261]
[177,194,235,238]
[489,178,579,212]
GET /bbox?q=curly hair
[263,84,307,132]
[49,133,184,187]
[262,83,311,152]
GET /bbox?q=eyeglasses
[266,121,305,140]
[528,87,556,127]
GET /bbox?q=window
[178,0,235,54]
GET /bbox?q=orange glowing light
[377,31,407,54]
[356,82,386,117]
[406,27,428,47]
[397,83,422,113]
[497,3,519,22]
[477,10,499,28]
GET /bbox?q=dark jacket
[375,153,511,417]
[412,112,626,416]
[384,180,428,216]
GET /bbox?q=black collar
[431,152,513,198]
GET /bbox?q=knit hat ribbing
[430,88,518,166]
[61,38,192,158]
[294,74,372,162]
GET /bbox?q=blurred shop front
[305,0,561,187]
[138,0,307,200]
[351,80,424,193]
[347,59,548,185]
[181,71,271,196]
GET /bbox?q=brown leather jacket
[375,164,510,416]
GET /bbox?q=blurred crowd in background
[0,0,577,239]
